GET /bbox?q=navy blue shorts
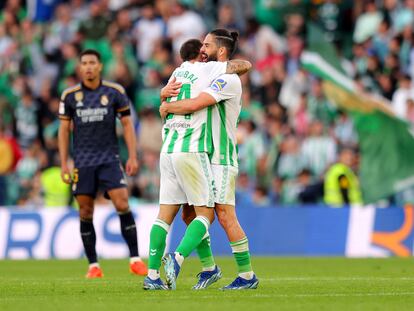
[72,161,127,198]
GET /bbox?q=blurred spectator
[393,0,414,33]
[293,92,310,137]
[301,120,337,177]
[78,1,111,41]
[307,79,337,127]
[353,1,383,44]
[70,0,89,22]
[219,0,253,32]
[279,68,309,120]
[276,135,304,180]
[133,150,160,202]
[256,66,283,108]
[136,67,163,112]
[0,23,14,60]
[278,168,324,205]
[333,110,358,148]
[324,147,363,207]
[392,74,414,119]
[133,3,165,63]
[241,18,286,65]
[406,98,414,122]
[372,19,392,63]
[297,168,324,204]
[14,89,40,149]
[138,108,163,153]
[43,4,78,55]
[167,0,206,55]
[236,172,254,205]
[15,141,46,200]
[107,8,134,43]
[268,176,283,205]
[237,120,266,181]
[252,185,270,206]
[217,3,241,32]
[18,171,42,206]
[108,0,129,11]
[285,35,304,77]
[107,40,138,100]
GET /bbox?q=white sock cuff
[154,219,170,232]
[230,237,249,253]
[195,216,210,231]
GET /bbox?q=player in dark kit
[58,49,148,278]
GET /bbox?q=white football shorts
[211,164,238,206]
[159,152,215,207]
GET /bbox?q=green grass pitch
[1,257,414,311]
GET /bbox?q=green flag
[301,23,414,203]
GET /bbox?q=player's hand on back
[159,101,168,119]
[161,77,181,99]
[126,157,139,176]
[61,165,72,184]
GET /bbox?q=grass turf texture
[1,257,414,311]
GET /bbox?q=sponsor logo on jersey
[76,107,108,123]
[211,79,227,92]
[76,101,84,108]
[101,95,109,106]
[164,121,191,129]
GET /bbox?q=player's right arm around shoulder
[226,59,252,75]
[58,119,72,184]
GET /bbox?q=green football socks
[196,232,216,270]
[176,216,210,258]
[230,237,254,278]
[148,219,169,271]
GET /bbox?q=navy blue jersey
[58,80,131,168]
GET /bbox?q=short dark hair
[180,39,202,61]
[79,49,101,62]
[209,28,239,57]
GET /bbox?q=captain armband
[117,107,131,118]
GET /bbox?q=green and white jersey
[161,61,227,153]
[203,74,242,168]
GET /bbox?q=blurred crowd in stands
[1,0,414,208]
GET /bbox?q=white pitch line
[122,292,414,300]
[2,276,414,283]
[257,277,414,281]
[2,292,414,301]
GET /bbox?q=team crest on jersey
[101,95,109,106]
[75,91,83,102]
[211,79,227,92]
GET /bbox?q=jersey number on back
[166,84,192,120]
